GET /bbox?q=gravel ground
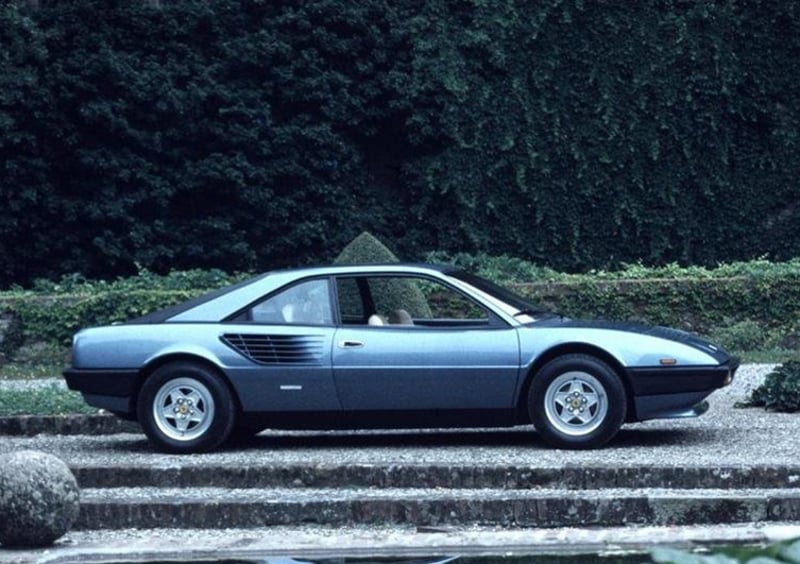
[0,364,788,468]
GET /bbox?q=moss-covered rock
[0,450,80,547]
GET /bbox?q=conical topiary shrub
[334,232,399,264]
[334,232,431,317]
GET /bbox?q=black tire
[137,361,236,453]
[528,354,626,449]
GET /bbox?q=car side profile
[64,263,738,453]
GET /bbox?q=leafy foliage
[2,255,800,356]
[335,232,430,316]
[748,362,800,413]
[708,320,780,354]
[14,289,200,346]
[0,0,416,285]
[25,267,246,294]
[429,254,800,350]
[652,537,800,563]
[335,231,400,264]
[402,1,800,271]
[3,267,242,346]
[0,383,96,416]
[2,1,800,287]
[426,252,565,284]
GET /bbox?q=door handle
[338,340,364,349]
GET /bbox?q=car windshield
[447,270,551,320]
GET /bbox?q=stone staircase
[71,463,800,530]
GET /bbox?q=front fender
[519,325,722,370]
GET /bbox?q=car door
[221,277,341,413]
[332,274,521,411]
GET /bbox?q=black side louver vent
[221,334,325,365]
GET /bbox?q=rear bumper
[63,368,139,396]
[63,368,138,415]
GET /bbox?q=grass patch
[0,362,65,380]
[0,342,68,380]
[0,383,97,416]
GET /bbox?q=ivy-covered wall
[1,0,799,287]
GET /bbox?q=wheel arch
[517,343,637,423]
[134,353,244,418]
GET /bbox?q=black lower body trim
[63,368,139,397]
[63,368,139,416]
[626,362,737,396]
[634,392,712,421]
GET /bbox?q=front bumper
[626,357,739,421]
[626,357,739,396]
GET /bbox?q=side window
[249,279,333,325]
[336,277,366,323]
[336,275,488,326]
[417,279,487,321]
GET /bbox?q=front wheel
[137,362,236,453]
[528,354,626,449]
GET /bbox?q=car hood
[536,317,731,364]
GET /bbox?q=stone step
[76,486,800,530]
[71,463,800,491]
[0,414,138,436]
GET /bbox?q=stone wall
[0,311,21,364]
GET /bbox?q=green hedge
[2,1,800,286]
[438,254,800,347]
[10,290,199,346]
[3,258,800,355]
[0,269,246,348]
[518,276,800,336]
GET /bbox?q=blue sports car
[64,263,738,453]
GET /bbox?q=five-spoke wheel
[152,377,215,442]
[529,354,626,449]
[138,362,236,453]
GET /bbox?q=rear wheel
[528,354,626,449]
[137,361,236,453]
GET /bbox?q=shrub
[26,268,244,294]
[335,232,401,264]
[651,538,800,563]
[708,320,779,353]
[335,232,431,317]
[4,267,249,347]
[15,290,201,346]
[9,343,68,367]
[749,362,800,412]
[425,251,565,284]
[0,384,96,416]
